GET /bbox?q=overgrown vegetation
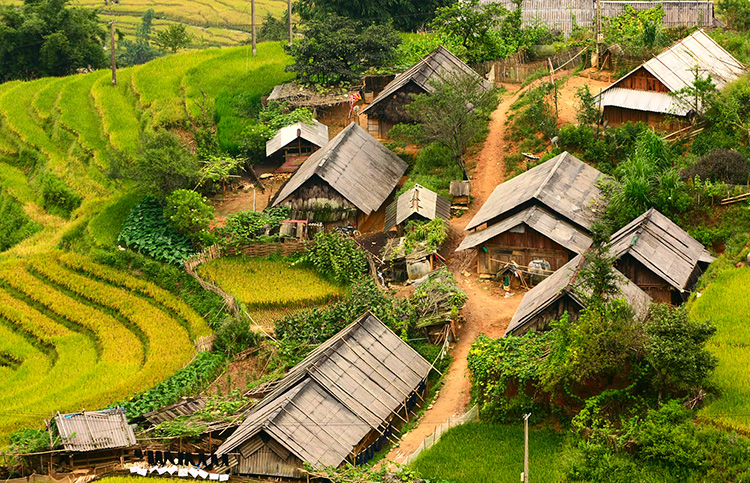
[0,189,41,251]
[215,206,290,247]
[298,232,369,285]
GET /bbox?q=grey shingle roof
[465,151,606,232]
[609,208,714,293]
[54,409,136,452]
[506,254,652,336]
[456,205,592,253]
[216,313,432,468]
[271,123,408,215]
[361,46,491,116]
[266,120,329,157]
[384,184,451,232]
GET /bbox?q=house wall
[614,67,670,92]
[603,106,687,129]
[512,295,582,336]
[234,434,305,479]
[316,103,356,138]
[615,254,675,304]
[278,176,360,227]
[476,224,575,275]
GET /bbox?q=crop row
[31,77,69,123]
[91,69,142,159]
[57,251,211,339]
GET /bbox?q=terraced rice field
[0,252,211,438]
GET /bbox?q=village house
[597,29,746,128]
[265,120,329,173]
[458,152,604,276]
[360,45,491,139]
[384,183,451,234]
[271,122,408,231]
[266,83,361,137]
[506,253,652,336]
[609,208,714,304]
[215,313,432,479]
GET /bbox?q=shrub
[686,149,750,185]
[164,189,216,248]
[0,189,42,251]
[213,316,261,357]
[299,232,369,285]
[216,206,290,247]
[117,197,194,264]
[39,173,82,218]
[134,131,200,198]
[402,218,449,255]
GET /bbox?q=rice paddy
[690,267,750,432]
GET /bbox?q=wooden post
[109,20,117,86]
[523,413,530,483]
[251,0,256,57]
[288,0,293,46]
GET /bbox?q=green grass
[91,68,141,158]
[88,192,144,248]
[412,422,565,483]
[690,267,750,432]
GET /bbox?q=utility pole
[523,413,531,483]
[109,20,117,87]
[251,0,257,57]
[595,0,602,68]
[287,0,293,46]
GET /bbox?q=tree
[134,131,200,198]
[430,0,506,64]
[294,0,451,32]
[397,71,498,178]
[258,11,294,42]
[118,9,160,66]
[164,189,216,247]
[575,85,601,126]
[0,0,107,82]
[718,0,750,31]
[284,14,401,85]
[154,24,192,53]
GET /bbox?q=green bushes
[164,189,216,248]
[402,219,449,256]
[396,143,463,199]
[216,206,290,247]
[0,189,41,251]
[39,173,82,218]
[117,197,194,264]
[134,131,199,198]
[686,149,750,185]
[213,317,260,357]
[298,232,369,285]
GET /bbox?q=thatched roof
[271,122,408,215]
[266,120,329,157]
[384,184,451,232]
[268,83,358,108]
[609,208,714,293]
[465,151,606,232]
[506,254,652,336]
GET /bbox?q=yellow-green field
[690,267,750,432]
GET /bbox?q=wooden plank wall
[476,227,574,275]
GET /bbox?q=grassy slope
[690,267,750,432]
[412,422,565,483]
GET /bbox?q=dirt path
[386,85,526,464]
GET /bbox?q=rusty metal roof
[54,408,136,452]
[384,184,451,232]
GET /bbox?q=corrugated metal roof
[465,151,605,232]
[216,313,432,469]
[361,46,491,116]
[265,120,329,157]
[457,205,593,253]
[609,208,713,292]
[506,254,652,336]
[271,123,408,215]
[54,408,136,452]
[599,87,691,116]
[141,397,206,425]
[599,30,747,111]
[384,184,451,232]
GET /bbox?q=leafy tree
[164,189,216,248]
[284,14,401,85]
[575,85,601,126]
[299,232,369,285]
[134,131,200,198]
[118,9,160,66]
[213,317,260,356]
[396,71,498,178]
[294,0,451,32]
[154,24,192,53]
[258,11,294,42]
[0,0,107,82]
[671,69,718,121]
[198,155,243,196]
[431,0,507,64]
[241,103,315,161]
[718,0,750,31]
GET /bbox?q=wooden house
[384,184,451,234]
[265,120,329,173]
[458,152,604,276]
[598,30,746,128]
[215,313,432,479]
[506,254,652,336]
[271,122,408,230]
[609,208,714,304]
[360,46,491,138]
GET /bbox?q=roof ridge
[317,122,355,169]
[534,152,568,199]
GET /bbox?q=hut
[271,122,408,231]
[506,254,652,336]
[459,152,604,276]
[450,180,471,206]
[265,120,329,173]
[609,208,714,304]
[598,30,746,128]
[215,313,432,479]
[384,184,451,234]
[360,46,491,138]
[267,83,361,137]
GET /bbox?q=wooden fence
[484,48,586,84]
[402,405,479,465]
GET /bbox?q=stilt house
[458,152,604,276]
[265,120,329,173]
[360,46,491,138]
[598,30,746,127]
[506,254,652,336]
[609,208,714,304]
[384,184,451,233]
[215,313,432,479]
[271,122,408,230]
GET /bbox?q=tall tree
[294,0,452,32]
[154,24,192,53]
[0,0,107,82]
[118,8,160,66]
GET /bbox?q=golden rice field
[197,256,346,309]
[690,267,750,432]
[0,252,211,440]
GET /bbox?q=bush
[213,317,261,357]
[134,131,200,198]
[117,197,194,264]
[216,206,290,247]
[164,189,216,248]
[39,173,82,218]
[0,189,42,251]
[299,232,369,285]
[686,149,750,185]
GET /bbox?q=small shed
[450,180,471,206]
[598,30,746,127]
[265,120,329,172]
[384,184,451,233]
[215,312,432,478]
[461,152,605,276]
[506,254,652,336]
[609,208,714,304]
[53,408,136,452]
[360,46,491,138]
[267,83,360,138]
[271,122,408,230]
